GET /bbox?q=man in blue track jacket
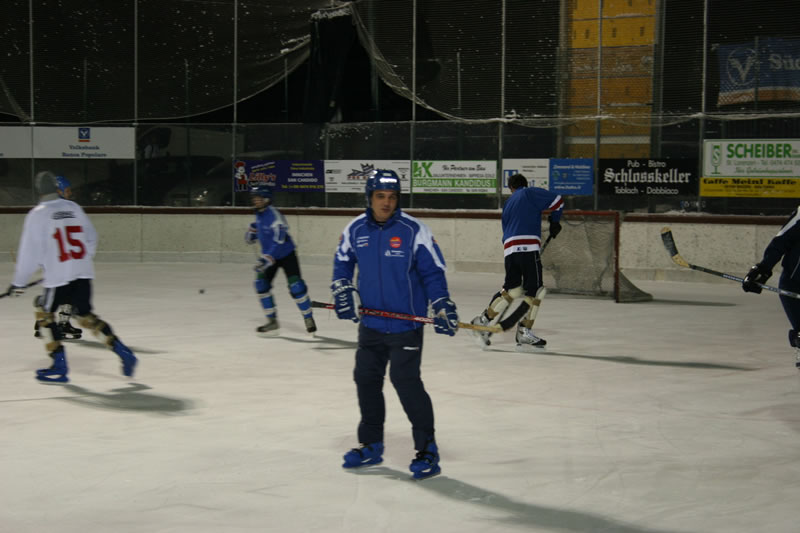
[331,169,459,480]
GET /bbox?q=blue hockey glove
[6,284,24,297]
[331,279,360,323]
[245,222,258,244]
[431,297,459,336]
[742,263,771,294]
[254,255,275,273]
[548,214,562,239]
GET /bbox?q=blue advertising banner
[549,159,594,195]
[233,160,324,192]
[718,38,800,105]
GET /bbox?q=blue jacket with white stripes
[255,205,296,261]
[333,208,451,333]
[501,186,564,257]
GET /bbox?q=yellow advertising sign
[700,177,800,198]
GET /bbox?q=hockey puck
[199,289,205,294]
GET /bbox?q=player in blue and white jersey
[245,183,315,336]
[330,169,459,480]
[471,173,563,349]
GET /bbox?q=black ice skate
[58,322,83,340]
[304,316,317,335]
[257,317,279,337]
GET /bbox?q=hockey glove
[6,284,24,297]
[431,297,459,336]
[245,222,258,244]
[742,263,772,294]
[331,279,360,323]
[254,254,275,273]
[548,214,562,239]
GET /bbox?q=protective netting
[542,211,652,303]
[0,0,325,122]
[1,1,798,126]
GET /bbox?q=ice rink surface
[1,262,799,533]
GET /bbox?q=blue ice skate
[36,348,69,383]
[342,442,384,468]
[409,441,441,480]
[112,339,138,377]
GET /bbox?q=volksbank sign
[701,139,800,198]
[598,159,696,196]
[718,37,800,105]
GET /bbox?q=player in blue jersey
[742,206,800,369]
[245,184,316,336]
[331,169,459,480]
[470,173,563,349]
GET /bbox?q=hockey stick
[660,227,800,300]
[0,278,44,299]
[311,301,503,333]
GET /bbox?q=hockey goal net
[542,210,652,303]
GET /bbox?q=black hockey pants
[353,324,435,451]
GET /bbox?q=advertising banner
[324,160,410,193]
[502,159,549,193]
[549,158,594,196]
[33,126,136,159]
[233,160,324,193]
[718,38,800,106]
[0,126,32,158]
[411,160,496,194]
[599,159,696,196]
[701,139,800,197]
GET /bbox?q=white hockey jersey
[12,197,97,288]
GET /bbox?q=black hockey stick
[660,227,800,300]
[311,301,502,333]
[0,278,44,299]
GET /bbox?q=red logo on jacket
[390,236,402,249]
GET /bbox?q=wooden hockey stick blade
[311,301,502,333]
[0,278,44,299]
[660,227,800,300]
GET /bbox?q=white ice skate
[469,314,493,350]
[515,326,546,352]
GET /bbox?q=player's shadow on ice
[278,334,358,351]
[486,347,754,371]
[67,338,163,354]
[56,383,193,415]
[650,298,736,307]
[347,466,681,533]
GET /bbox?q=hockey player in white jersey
[6,171,137,383]
[33,175,82,340]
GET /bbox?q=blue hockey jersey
[501,186,564,256]
[333,209,451,333]
[761,206,800,286]
[255,205,296,261]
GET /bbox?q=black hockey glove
[548,214,562,239]
[742,263,772,294]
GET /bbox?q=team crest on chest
[390,236,402,249]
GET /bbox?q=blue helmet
[55,175,71,196]
[249,183,273,199]
[365,169,401,206]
